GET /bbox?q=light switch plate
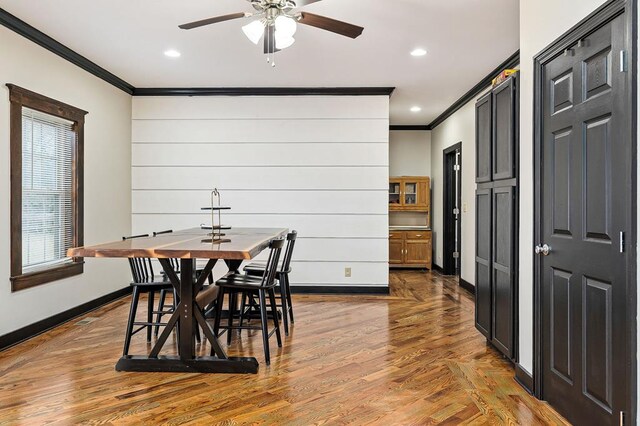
[345,267,352,277]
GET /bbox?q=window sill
[11,261,84,292]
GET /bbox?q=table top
[67,228,288,260]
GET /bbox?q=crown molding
[0,8,135,94]
[389,125,431,131]
[428,50,520,129]
[132,87,396,96]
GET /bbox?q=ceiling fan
[179,0,364,64]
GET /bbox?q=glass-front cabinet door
[403,181,418,206]
[389,179,401,208]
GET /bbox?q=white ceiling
[0,0,519,125]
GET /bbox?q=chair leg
[123,286,140,356]
[147,290,155,342]
[258,289,271,365]
[247,294,257,322]
[227,291,237,345]
[213,288,225,337]
[278,275,289,336]
[155,289,167,337]
[284,274,294,323]
[239,292,247,333]
[268,288,282,347]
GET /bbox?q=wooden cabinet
[389,235,404,265]
[389,177,430,212]
[474,73,519,361]
[388,230,432,269]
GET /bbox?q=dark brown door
[475,188,492,338]
[476,93,492,183]
[540,15,629,425]
[492,77,516,181]
[492,184,515,358]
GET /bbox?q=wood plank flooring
[0,271,569,425]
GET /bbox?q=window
[8,84,87,291]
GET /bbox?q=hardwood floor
[0,271,569,425]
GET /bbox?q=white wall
[430,96,482,286]
[519,0,608,376]
[389,130,431,176]
[131,96,390,288]
[0,26,132,335]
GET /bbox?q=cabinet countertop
[389,226,431,231]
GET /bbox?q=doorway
[443,143,462,276]
[533,1,636,424]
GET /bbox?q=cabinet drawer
[405,231,430,240]
[389,232,403,240]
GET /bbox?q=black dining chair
[153,230,180,338]
[213,238,285,365]
[242,230,297,335]
[122,234,175,356]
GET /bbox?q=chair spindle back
[122,234,154,283]
[260,238,285,288]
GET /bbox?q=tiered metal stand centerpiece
[201,188,232,243]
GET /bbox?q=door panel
[389,239,403,264]
[540,15,628,426]
[405,240,429,265]
[584,115,612,242]
[552,128,572,236]
[550,268,572,383]
[476,93,492,183]
[415,180,429,209]
[475,188,492,338]
[492,186,514,357]
[492,78,516,180]
[583,277,613,411]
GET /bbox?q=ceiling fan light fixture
[275,35,295,50]
[275,15,297,37]
[242,20,265,44]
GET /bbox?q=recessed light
[164,49,181,58]
[410,48,427,57]
[410,106,422,113]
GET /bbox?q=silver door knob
[535,244,551,256]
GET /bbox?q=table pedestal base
[116,356,259,374]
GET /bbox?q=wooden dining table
[67,227,288,374]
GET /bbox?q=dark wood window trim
[7,84,87,292]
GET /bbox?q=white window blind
[21,107,76,273]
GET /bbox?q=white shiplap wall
[131,96,390,288]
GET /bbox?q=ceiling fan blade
[179,12,248,30]
[298,12,363,39]
[263,25,279,54]
[294,0,323,6]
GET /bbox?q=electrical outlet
[345,267,352,278]
[463,202,468,213]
